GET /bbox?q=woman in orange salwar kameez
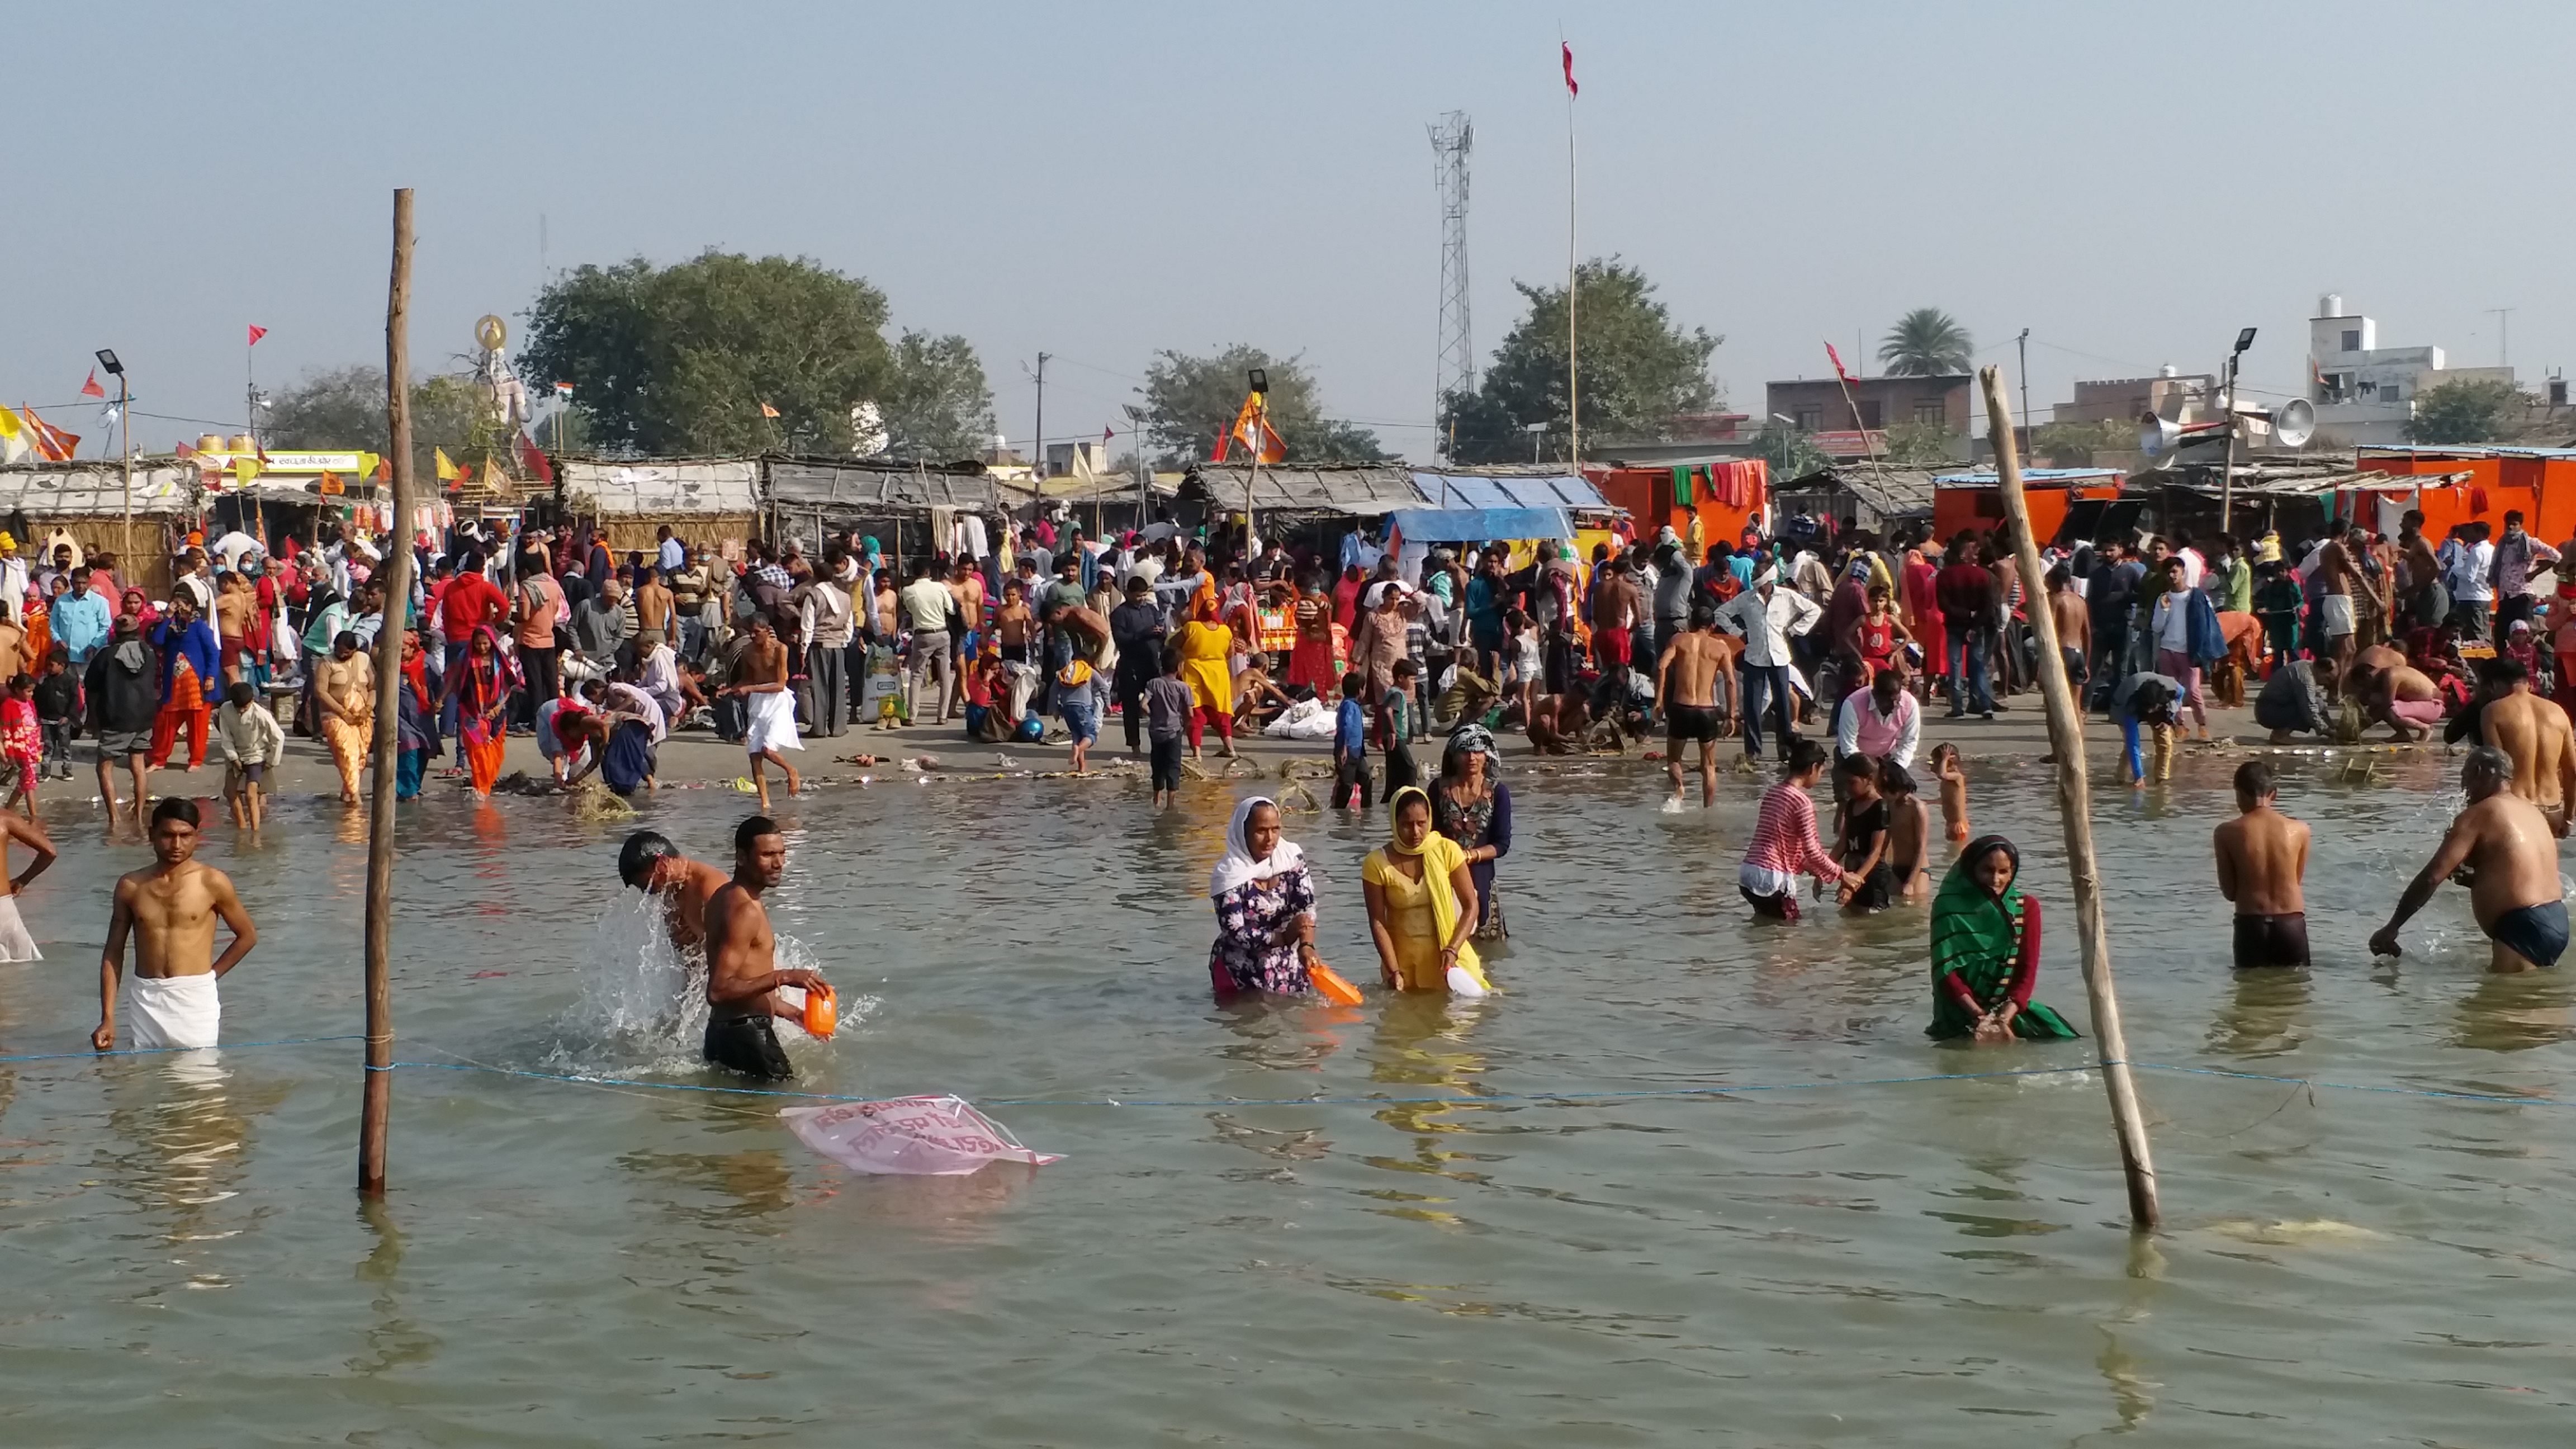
[440,625,515,797]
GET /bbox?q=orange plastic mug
[802,981,839,1039]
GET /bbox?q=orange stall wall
[2354,455,2526,540]
[1592,464,1764,550]
[1931,485,2078,546]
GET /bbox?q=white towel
[125,973,221,1050]
[0,895,39,962]
[743,688,803,756]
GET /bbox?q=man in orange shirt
[512,560,565,733]
[438,553,508,733]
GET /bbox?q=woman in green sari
[1928,835,2081,1043]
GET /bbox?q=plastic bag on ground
[782,1094,1063,1175]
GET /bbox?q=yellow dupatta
[1366,787,1488,989]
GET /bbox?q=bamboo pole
[1976,363,2161,1230]
[360,188,418,1197]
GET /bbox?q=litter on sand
[781,1095,1062,1175]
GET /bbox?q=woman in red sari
[1902,540,1945,703]
[440,625,516,797]
[1285,572,1338,694]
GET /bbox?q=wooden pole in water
[360,188,418,1197]
[1976,364,2161,1230]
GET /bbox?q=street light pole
[2220,327,2256,535]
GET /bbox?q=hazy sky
[10,1,2570,461]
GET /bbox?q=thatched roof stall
[557,459,763,554]
[0,462,201,598]
[1777,465,1938,533]
[1182,462,1428,518]
[765,457,1035,561]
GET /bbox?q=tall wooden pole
[1977,363,2161,1230]
[360,188,418,1197]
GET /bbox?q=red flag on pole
[1561,42,1578,97]
[516,430,556,485]
[247,324,269,346]
[80,370,106,399]
[1825,340,1858,387]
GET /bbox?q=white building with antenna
[2308,293,2515,445]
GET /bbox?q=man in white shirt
[1715,566,1824,760]
[2447,522,2497,642]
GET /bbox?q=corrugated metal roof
[1780,465,1939,519]
[1410,470,1610,511]
[0,463,198,516]
[559,459,761,515]
[767,458,1034,512]
[2356,444,2576,459]
[1184,464,1428,517]
[1932,467,2125,485]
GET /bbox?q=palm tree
[1878,308,1974,376]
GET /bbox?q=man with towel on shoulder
[92,797,258,1052]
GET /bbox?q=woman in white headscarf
[1206,795,1319,997]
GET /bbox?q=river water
[1,751,2569,1446]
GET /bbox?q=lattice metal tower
[1428,111,1474,458]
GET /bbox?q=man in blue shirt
[1330,669,1371,809]
[52,565,112,669]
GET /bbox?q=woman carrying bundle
[1928,834,2081,1044]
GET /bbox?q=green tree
[2404,377,2528,444]
[1137,345,1385,466]
[2031,418,2132,466]
[522,251,895,455]
[264,364,509,482]
[1753,424,1830,481]
[1878,307,1973,377]
[878,330,996,462]
[1882,420,1961,465]
[1443,258,1721,464]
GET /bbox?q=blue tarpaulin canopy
[1383,506,1573,543]
[1410,470,1608,510]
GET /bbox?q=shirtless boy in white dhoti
[727,614,802,813]
[93,797,257,1052]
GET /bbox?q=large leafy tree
[878,330,996,461]
[264,364,508,481]
[522,251,897,455]
[2404,377,2527,444]
[1138,345,1385,466]
[1442,259,1720,464]
[1878,307,1973,376]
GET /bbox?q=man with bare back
[701,815,829,1079]
[2342,640,2404,700]
[2373,748,2568,972]
[727,614,802,811]
[2214,760,2310,968]
[1658,600,1736,808]
[2473,655,2576,836]
[2314,531,2368,693]
[93,797,258,1051]
[2360,660,2445,742]
[618,829,730,955]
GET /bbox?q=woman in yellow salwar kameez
[312,630,376,805]
[1361,787,1493,993]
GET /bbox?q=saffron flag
[760,401,781,419]
[247,324,268,346]
[21,406,76,461]
[1562,42,1578,97]
[1214,391,1286,465]
[1825,340,1857,387]
[516,430,556,485]
[434,447,460,481]
[374,455,392,481]
[80,370,105,399]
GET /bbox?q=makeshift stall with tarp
[0,462,201,598]
[557,458,762,556]
[764,457,1033,563]
[1180,463,1430,560]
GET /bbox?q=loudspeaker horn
[2269,397,2315,448]
[2137,411,2231,462]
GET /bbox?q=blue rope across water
[10,1035,2574,1115]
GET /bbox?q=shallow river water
[1,750,2570,1447]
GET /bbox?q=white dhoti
[0,895,40,962]
[744,689,803,755]
[125,973,221,1050]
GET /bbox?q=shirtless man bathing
[2213,761,2312,968]
[93,797,258,1050]
[2473,655,2576,837]
[619,828,732,955]
[1656,600,1738,808]
[700,815,830,1080]
[2371,747,2569,972]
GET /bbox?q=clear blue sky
[10,1,2570,460]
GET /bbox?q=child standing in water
[1929,742,1971,845]
[0,675,37,817]
[1832,753,1892,912]
[1928,835,2080,1044]
[1880,760,1931,902]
